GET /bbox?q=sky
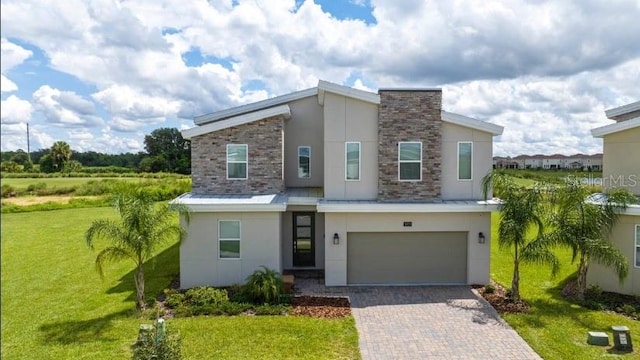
[1,0,639,157]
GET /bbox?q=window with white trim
[298,146,310,178]
[398,142,422,181]
[227,144,247,179]
[345,142,361,181]
[635,224,640,268]
[219,220,240,259]
[458,141,473,180]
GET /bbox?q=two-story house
[172,80,503,288]
[589,100,640,295]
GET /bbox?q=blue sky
[1,0,639,156]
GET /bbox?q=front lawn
[490,213,640,359]
[1,208,360,359]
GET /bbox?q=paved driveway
[297,281,541,360]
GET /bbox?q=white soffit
[194,87,317,125]
[605,101,640,120]
[317,200,500,213]
[441,111,504,135]
[591,117,640,137]
[182,104,291,139]
[317,80,380,105]
[170,193,286,212]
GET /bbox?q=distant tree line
[1,128,191,175]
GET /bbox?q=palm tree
[85,186,188,310]
[547,183,635,299]
[50,141,72,170]
[483,171,559,302]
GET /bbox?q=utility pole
[27,122,31,162]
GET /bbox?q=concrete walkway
[296,279,541,360]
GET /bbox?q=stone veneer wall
[378,90,442,201]
[191,116,284,195]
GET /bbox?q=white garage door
[347,232,467,284]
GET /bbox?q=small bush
[584,284,603,300]
[255,304,290,316]
[164,292,186,309]
[172,306,193,318]
[131,321,182,360]
[583,300,605,311]
[484,284,495,294]
[217,302,252,316]
[619,304,637,316]
[1,184,16,198]
[184,287,229,306]
[26,182,47,192]
[245,266,283,304]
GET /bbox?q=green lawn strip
[490,212,639,359]
[1,208,360,359]
[174,316,360,360]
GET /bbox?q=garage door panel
[347,232,467,284]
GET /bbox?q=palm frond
[94,246,135,278]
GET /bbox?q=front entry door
[293,212,315,267]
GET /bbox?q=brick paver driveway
[296,280,541,360]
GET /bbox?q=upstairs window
[458,142,473,180]
[398,142,422,181]
[345,142,361,181]
[298,146,311,178]
[227,144,247,179]
[219,220,240,259]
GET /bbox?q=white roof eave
[605,101,640,120]
[317,200,500,213]
[182,104,291,139]
[591,117,640,137]
[441,111,504,135]
[317,80,380,106]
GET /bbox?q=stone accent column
[377,90,442,201]
[190,116,285,195]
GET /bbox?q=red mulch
[291,296,351,318]
[474,280,530,314]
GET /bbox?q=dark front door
[293,212,315,267]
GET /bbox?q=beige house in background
[172,80,503,288]
[589,100,640,296]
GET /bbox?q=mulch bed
[291,296,351,318]
[474,280,530,314]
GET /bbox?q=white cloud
[0,0,638,155]
[1,74,18,93]
[32,85,102,127]
[0,38,32,72]
[0,95,32,124]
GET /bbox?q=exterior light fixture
[333,233,340,245]
[478,232,486,244]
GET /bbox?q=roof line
[182,105,291,139]
[591,117,640,137]
[441,111,504,135]
[194,87,317,125]
[605,101,640,120]
[317,80,380,105]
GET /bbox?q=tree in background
[483,171,560,302]
[51,141,72,170]
[143,128,190,174]
[85,185,188,310]
[547,183,636,299]
[38,154,56,173]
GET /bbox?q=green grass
[490,212,639,359]
[1,208,360,359]
[1,177,154,189]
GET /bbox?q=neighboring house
[494,153,602,170]
[172,80,503,288]
[589,100,640,295]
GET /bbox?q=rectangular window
[298,146,310,178]
[345,142,361,181]
[635,224,640,268]
[219,220,240,259]
[227,144,247,179]
[398,142,422,181]
[458,141,473,180]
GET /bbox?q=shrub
[484,284,495,294]
[245,266,283,304]
[164,292,186,309]
[1,184,16,198]
[584,284,603,300]
[217,302,252,316]
[255,304,290,316]
[26,182,47,192]
[583,300,605,311]
[619,304,637,316]
[184,287,229,306]
[131,321,182,360]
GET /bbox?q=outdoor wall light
[478,232,486,244]
[333,233,340,245]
